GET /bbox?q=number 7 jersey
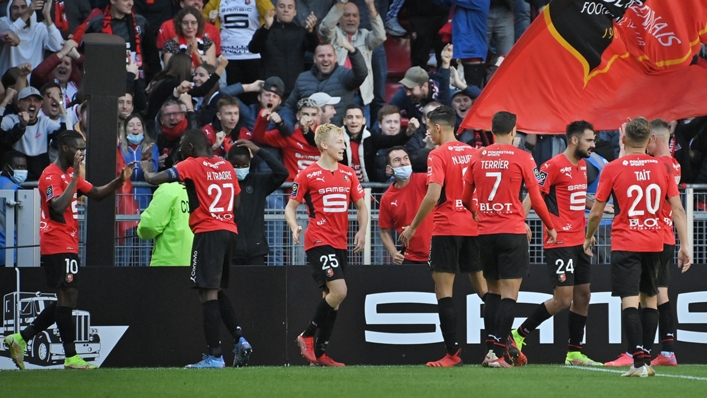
[172,156,240,234]
[291,163,365,251]
[595,154,679,252]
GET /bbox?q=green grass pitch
[2,365,706,397]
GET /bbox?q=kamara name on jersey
[207,171,233,181]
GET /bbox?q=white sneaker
[622,365,648,377]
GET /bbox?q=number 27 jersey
[291,163,365,251]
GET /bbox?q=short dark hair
[624,117,651,145]
[56,130,85,149]
[650,118,670,131]
[40,81,61,96]
[491,111,516,135]
[227,145,250,159]
[217,95,240,111]
[566,120,594,142]
[1,150,25,170]
[385,145,408,166]
[426,105,456,128]
[180,129,210,151]
[345,104,364,117]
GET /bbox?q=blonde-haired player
[285,124,368,366]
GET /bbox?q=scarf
[161,118,188,141]
[102,5,142,67]
[55,1,68,33]
[178,35,205,68]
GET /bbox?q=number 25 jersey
[171,156,240,234]
[291,163,365,251]
[595,154,679,252]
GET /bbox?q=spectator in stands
[438,0,489,88]
[486,0,514,58]
[319,0,386,124]
[84,0,159,80]
[0,150,26,266]
[30,39,82,108]
[132,0,173,41]
[157,0,221,57]
[162,7,216,67]
[0,0,63,76]
[384,0,406,36]
[203,0,272,96]
[341,104,414,183]
[137,180,194,266]
[390,44,453,121]
[118,92,134,122]
[0,86,69,180]
[373,104,405,181]
[47,0,91,39]
[202,95,252,157]
[252,97,320,181]
[228,139,288,266]
[310,92,340,126]
[39,82,72,127]
[248,0,318,99]
[194,63,261,129]
[405,100,438,172]
[449,65,480,126]
[120,113,158,211]
[155,97,199,170]
[285,42,367,126]
[406,0,447,69]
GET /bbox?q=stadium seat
[384,36,411,79]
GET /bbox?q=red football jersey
[379,173,433,262]
[252,115,320,182]
[157,20,221,54]
[426,141,477,236]
[291,163,365,250]
[39,164,94,255]
[595,154,679,252]
[658,156,682,245]
[466,144,539,235]
[537,154,588,248]
[172,156,240,234]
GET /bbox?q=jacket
[435,0,489,60]
[318,4,386,106]
[389,68,451,120]
[342,126,413,182]
[233,148,289,259]
[248,20,318,98]
[119,141,159,210]
[137,182,193,266]
[285,49,368,126]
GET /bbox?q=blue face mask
[9,166,27,185]
[235,167,250,181]
[392,165,412,180]
[127,133,144,145]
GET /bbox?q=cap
[18,86,42,101]
[451,85,482,100]
[262,76,285,97]
[309,92,341,108]
[399,66,429,89]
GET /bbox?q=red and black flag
[461,0,707,134]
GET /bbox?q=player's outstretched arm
[584,199,606,256]
[400,183,440,247]
[353,197,368,254]
[285,199,302,245]
[380,228,404,265]
[86,161,138,201]
[669,195,692,272]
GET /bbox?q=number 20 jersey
[595,154,679,252]
[171,156,240,234]
[291,163,365,251]
[537,154,587,248]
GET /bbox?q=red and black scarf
[55,1,68,33]
[178,36,206,68]
[102,5,142,67]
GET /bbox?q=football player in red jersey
[605,119,684,368]
[510,121,603,366]
[584,118,691,377]
[462,111,557,368]
[285,124,368,367]
[378,146,433,265]
[142,130,252,369]
[399,106,487,368]
[4,130,136,370]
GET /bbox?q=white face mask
[392,165,412,180]
[235,167,250,181]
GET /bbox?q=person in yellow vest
[137,181,193,266]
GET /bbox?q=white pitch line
[561,365,707,381]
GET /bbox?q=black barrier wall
[0,265,705,368]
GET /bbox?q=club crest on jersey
[535,168,547,186]
[66,274,74,283]
[291,183,299,197]
[45,186,54,200]
[343,175,349,182]
[558,273,566,283]
[326,268,334,278]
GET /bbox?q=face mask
[9,167,27,185]
[127,133,144,145]
[235,167,250,181]
[392,165,412,180]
